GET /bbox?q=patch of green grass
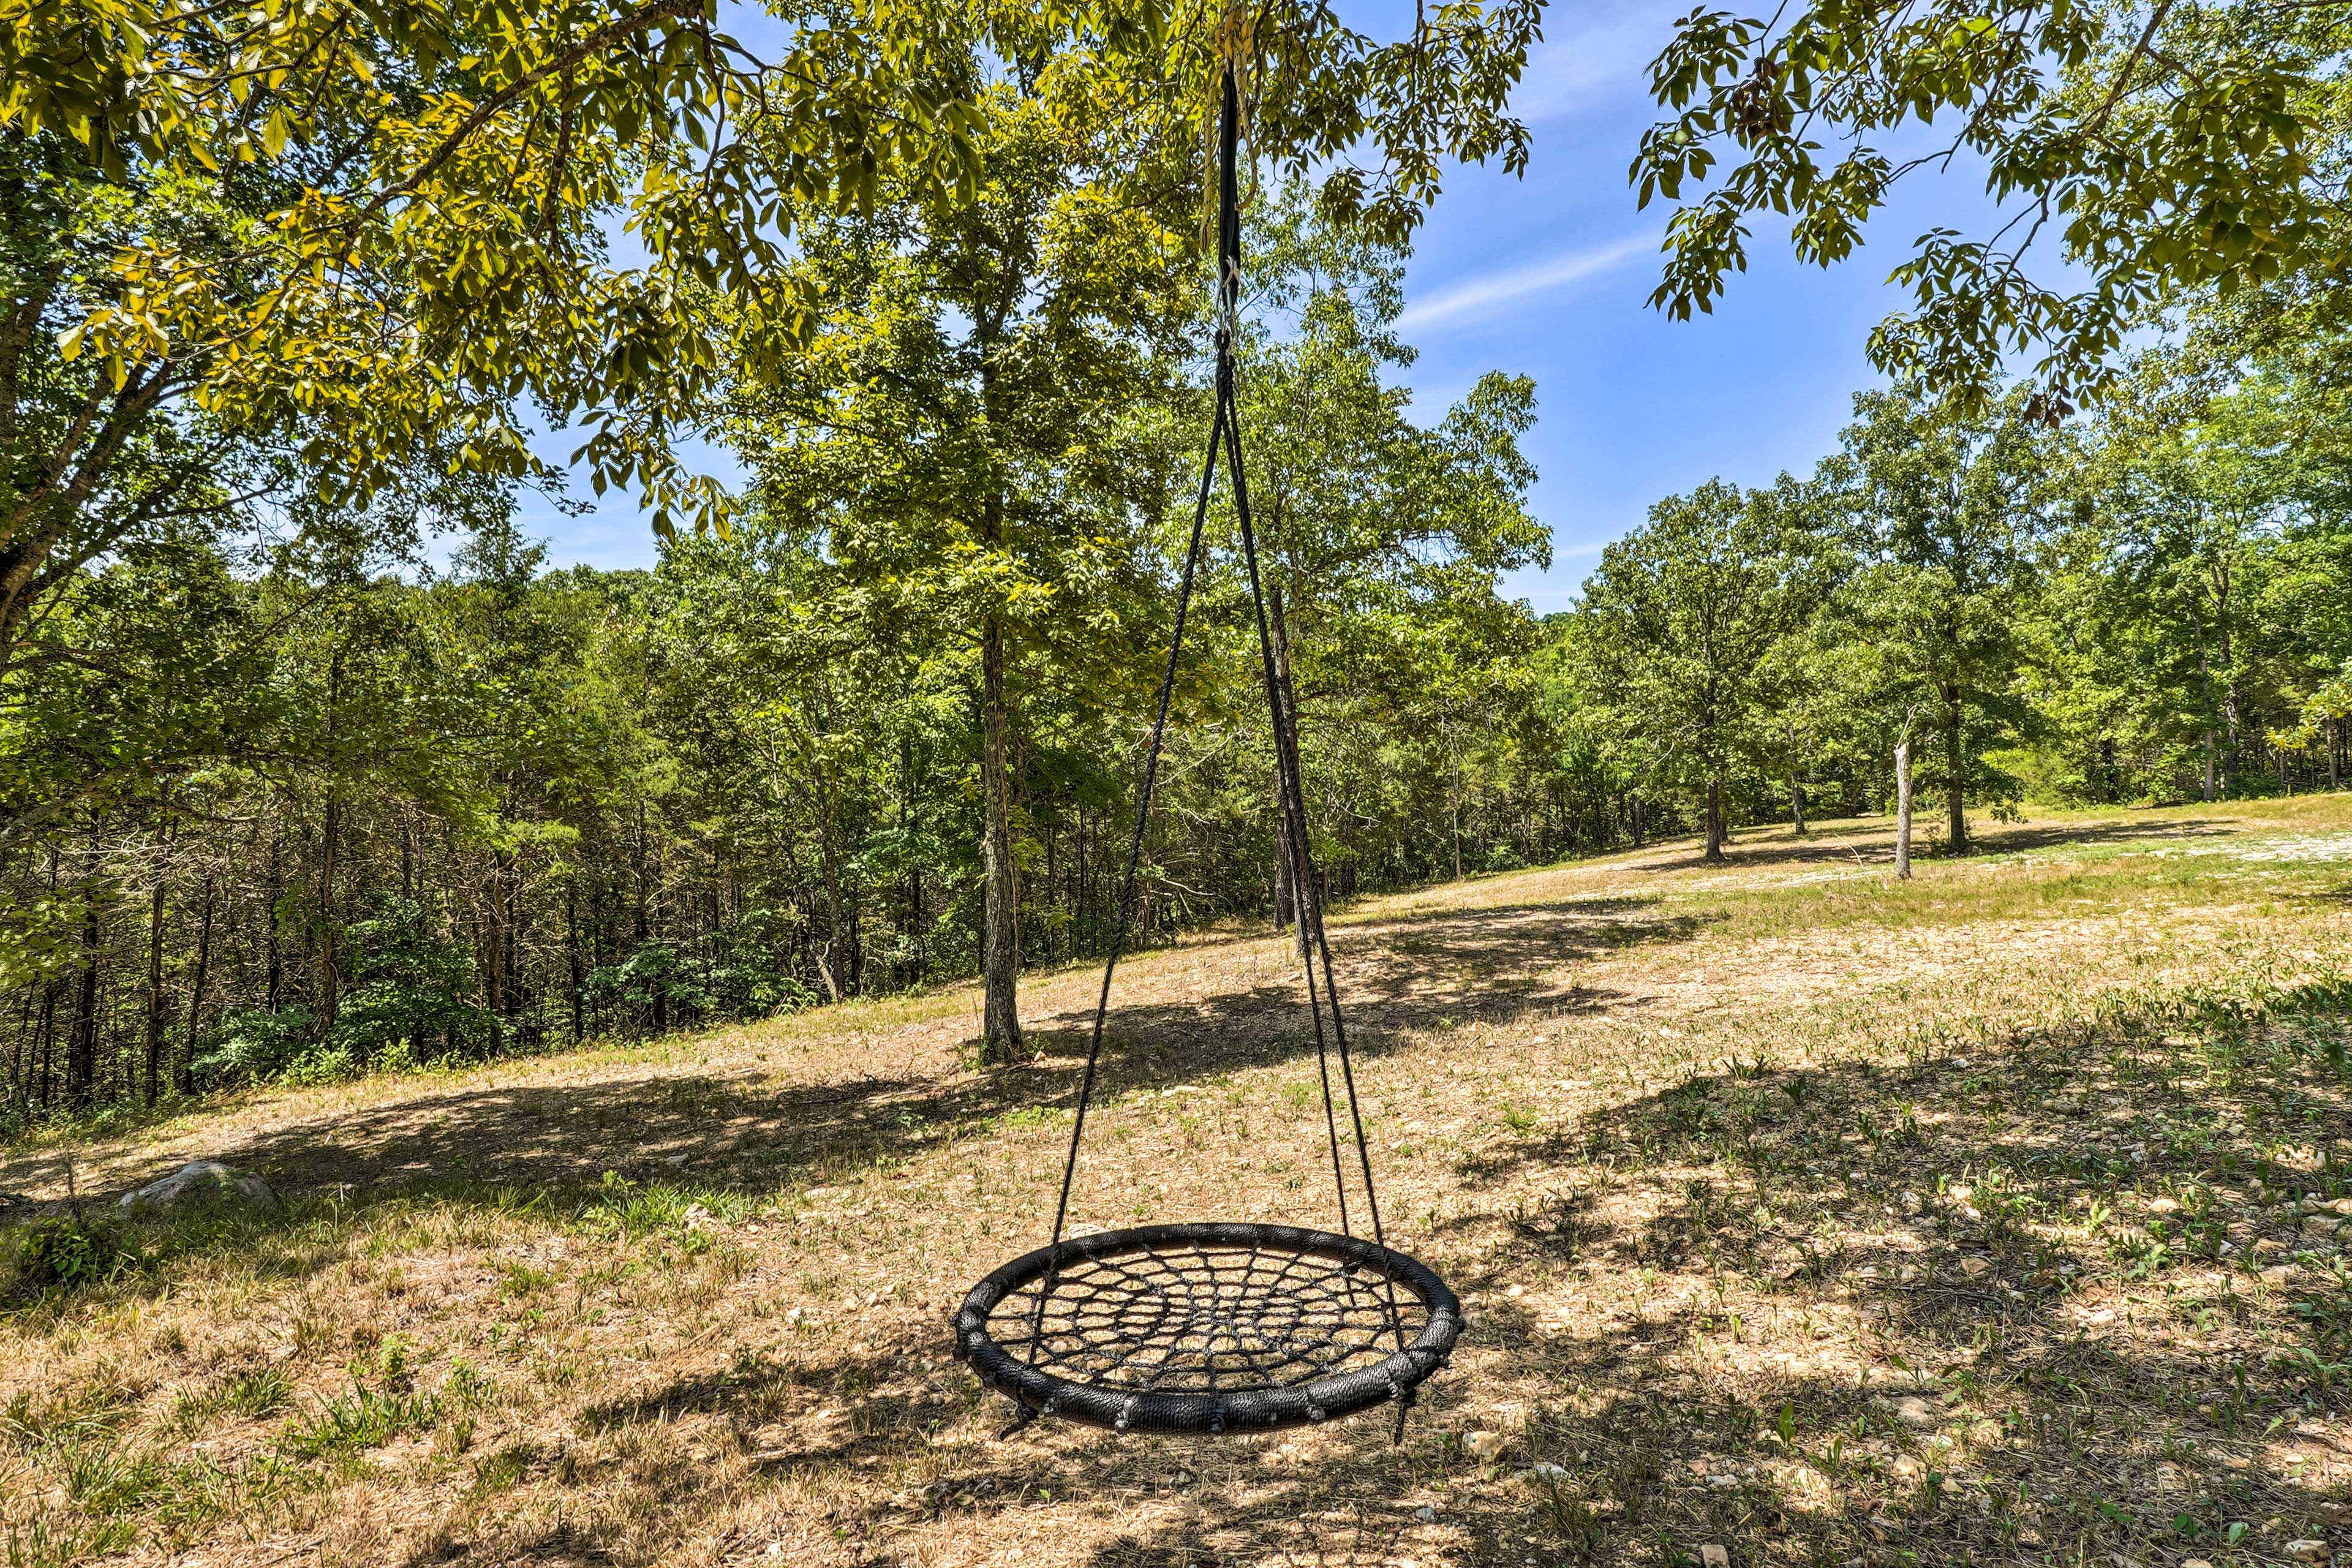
[576,1170,753,1241]
[279,1384,443,1461]
[467,1440,537,1496]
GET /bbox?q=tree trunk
[565,881,585,1045]
[1943,701,1968,854]
[1894,739,1913,881]
[181,877,213,1095]
[68,843,100,1106]
[143,873,167,1105]
[1789,722,1807,835]
[2203,731,2218,804]
[810,741,846,1005]
[978,496,1023,1062]
[264,830,282,1012]
[1704,777,1727,862]
[315,787,341,1038]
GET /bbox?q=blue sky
[513,0,2015,612]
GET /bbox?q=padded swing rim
[953,1220,1464,1434]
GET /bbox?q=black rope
[1020,59,1411,1434]
[1223,358,1408,1362]
[1031,391,1221,1351]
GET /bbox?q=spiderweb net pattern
[986,1241,1432,1396]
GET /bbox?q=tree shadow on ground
[0,892,1708,1226]
[1346,975,2352,1567]
[428,973,2338,1568]
[1630,815,2236,873]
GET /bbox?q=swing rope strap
[1028,59,1403,1370]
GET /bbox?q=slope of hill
[4,800,2351,1567]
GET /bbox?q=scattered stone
[116,1161,274,1215]
[2183,1559,2215,1568]
[663,1153,689,1166]
[2305,1216,2340,1238]
[2284,1542,2328,1564]
[2262,1265,2299,1287]
[1700,1547,1731,1568]
[1956,1257,1991,1279]
[1412,1504,1436,1522]
[1463,1430,1508,1463]
[1892,1397,1940,1428]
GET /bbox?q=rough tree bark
[1704,777,1727,862]
[1789,721,1807,835]
[978,484,1023,1062]
[1895,738,1914,881]
[1942,691,1969,854]
[180,876,213,1096]
[67,830,100,1105]
[143,873,166,1104]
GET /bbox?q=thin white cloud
[1512,4,1679,123]
[1396,232,1657,332]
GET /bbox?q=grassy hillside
[4,800,2351,1567]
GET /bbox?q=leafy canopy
[1634,0,2351,412]
[1,0,1548,534]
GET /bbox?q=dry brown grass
[5,799,2352,1567]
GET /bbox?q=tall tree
[1822,389,2050,852]
[1577,479,1819,862]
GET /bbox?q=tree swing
[951,61,1464,1440]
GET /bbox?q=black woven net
[956,1223,1462,1433]
[992,1238,1426,1396]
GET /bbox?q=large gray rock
[116,1161,276,1215]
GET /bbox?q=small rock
[1412,1504,1436,1522]
[2262,1265,2298,1287]
[1463,1430,1508,1463]
[2150,1197,2180,1215]
[663,1153,689,1166]
[1506,1283,1526,1298]
[1700,1547,1731,1568]
[1526,1463,1570,1482]
[1892,1397,1939,1428]
[1956,1257,1991,1279]
[2305,1216,2340,1238]
[2182,1559,2215,1568]
[116,1161,274,1215]
[2284,1542,2328,1564]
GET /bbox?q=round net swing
[951,63,1464,1439]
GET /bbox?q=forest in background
[6,182,2348,1122]
[5,2,2352,1121]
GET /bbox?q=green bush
[11,1219,127,1291]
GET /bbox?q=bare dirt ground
[5,799,2352,1568]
